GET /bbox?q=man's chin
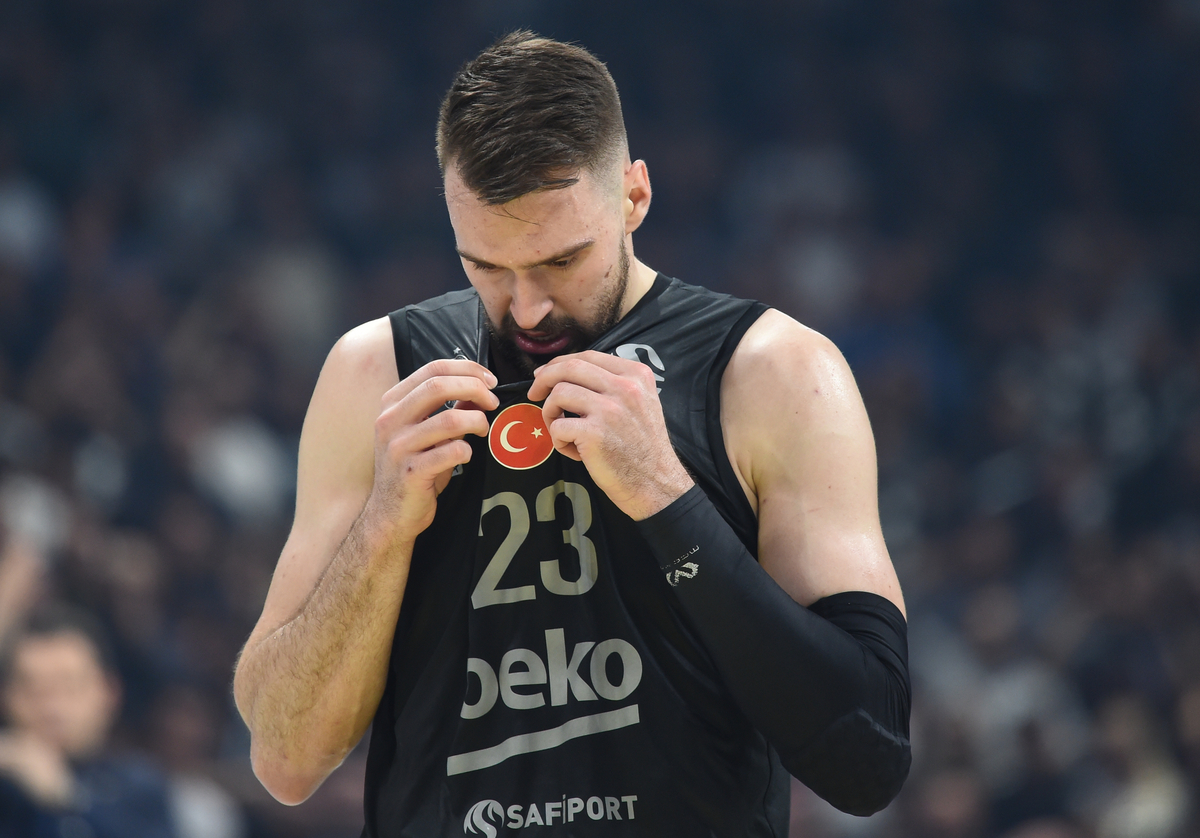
[492,339,545,379]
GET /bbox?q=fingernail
[486,372,497,387]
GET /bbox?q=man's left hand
[527,351,694,520]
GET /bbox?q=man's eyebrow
[457,240,595,270]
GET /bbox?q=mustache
[495,311,584,339]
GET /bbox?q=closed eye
[464,257,574,273]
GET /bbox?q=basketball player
[233,32,911,836]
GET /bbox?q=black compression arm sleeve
[636,485,911,816]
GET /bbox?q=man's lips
[513,332,572,354]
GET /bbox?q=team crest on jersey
[488,403,555,470]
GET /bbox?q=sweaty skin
[233,158,903,805]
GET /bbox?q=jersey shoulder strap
[388,289,486,377]
[590,276,769,554]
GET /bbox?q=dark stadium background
[1,1,1198,836]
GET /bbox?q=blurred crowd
[0,1,1197,836]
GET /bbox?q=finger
[544,416,585,462]
[376,410,487,477]
[540,381,603,426]
[391,406,491,456]
[384,359,497,407]
[430,405,492,442]
[539,350,643,377]
[405,437,476,482]
[527,354,620,401]
[381,375,499,432]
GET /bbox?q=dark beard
[486,241,630,380]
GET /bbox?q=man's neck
[619,257,658,320]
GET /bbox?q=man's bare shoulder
[721,309,873,506]
[295,316,397,509]
[726,308,851,394]
[323,316,399,391]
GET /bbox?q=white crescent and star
[498,420,546,453]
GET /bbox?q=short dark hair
[2,603,118,678]
[436,31,627,205]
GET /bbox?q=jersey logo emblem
[614,343,665,393]
[488,403,554,470]
[464,799,504,837]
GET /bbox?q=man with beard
[234,32,912,836]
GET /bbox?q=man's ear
[623,159,651,235]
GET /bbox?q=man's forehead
[445,168,613,256]
[444,166,602,214]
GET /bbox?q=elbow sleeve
[779,592,912,816]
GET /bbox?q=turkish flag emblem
[488,403,555,470]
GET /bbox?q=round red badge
[488,403,555,470]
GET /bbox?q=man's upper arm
[244,316,398,648]
[721,309,905,615]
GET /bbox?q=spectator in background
[0,605,177,838]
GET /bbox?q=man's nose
[509,275,554,330]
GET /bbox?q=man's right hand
[364,359,498,540]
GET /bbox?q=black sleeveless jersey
[364,275,785,837]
